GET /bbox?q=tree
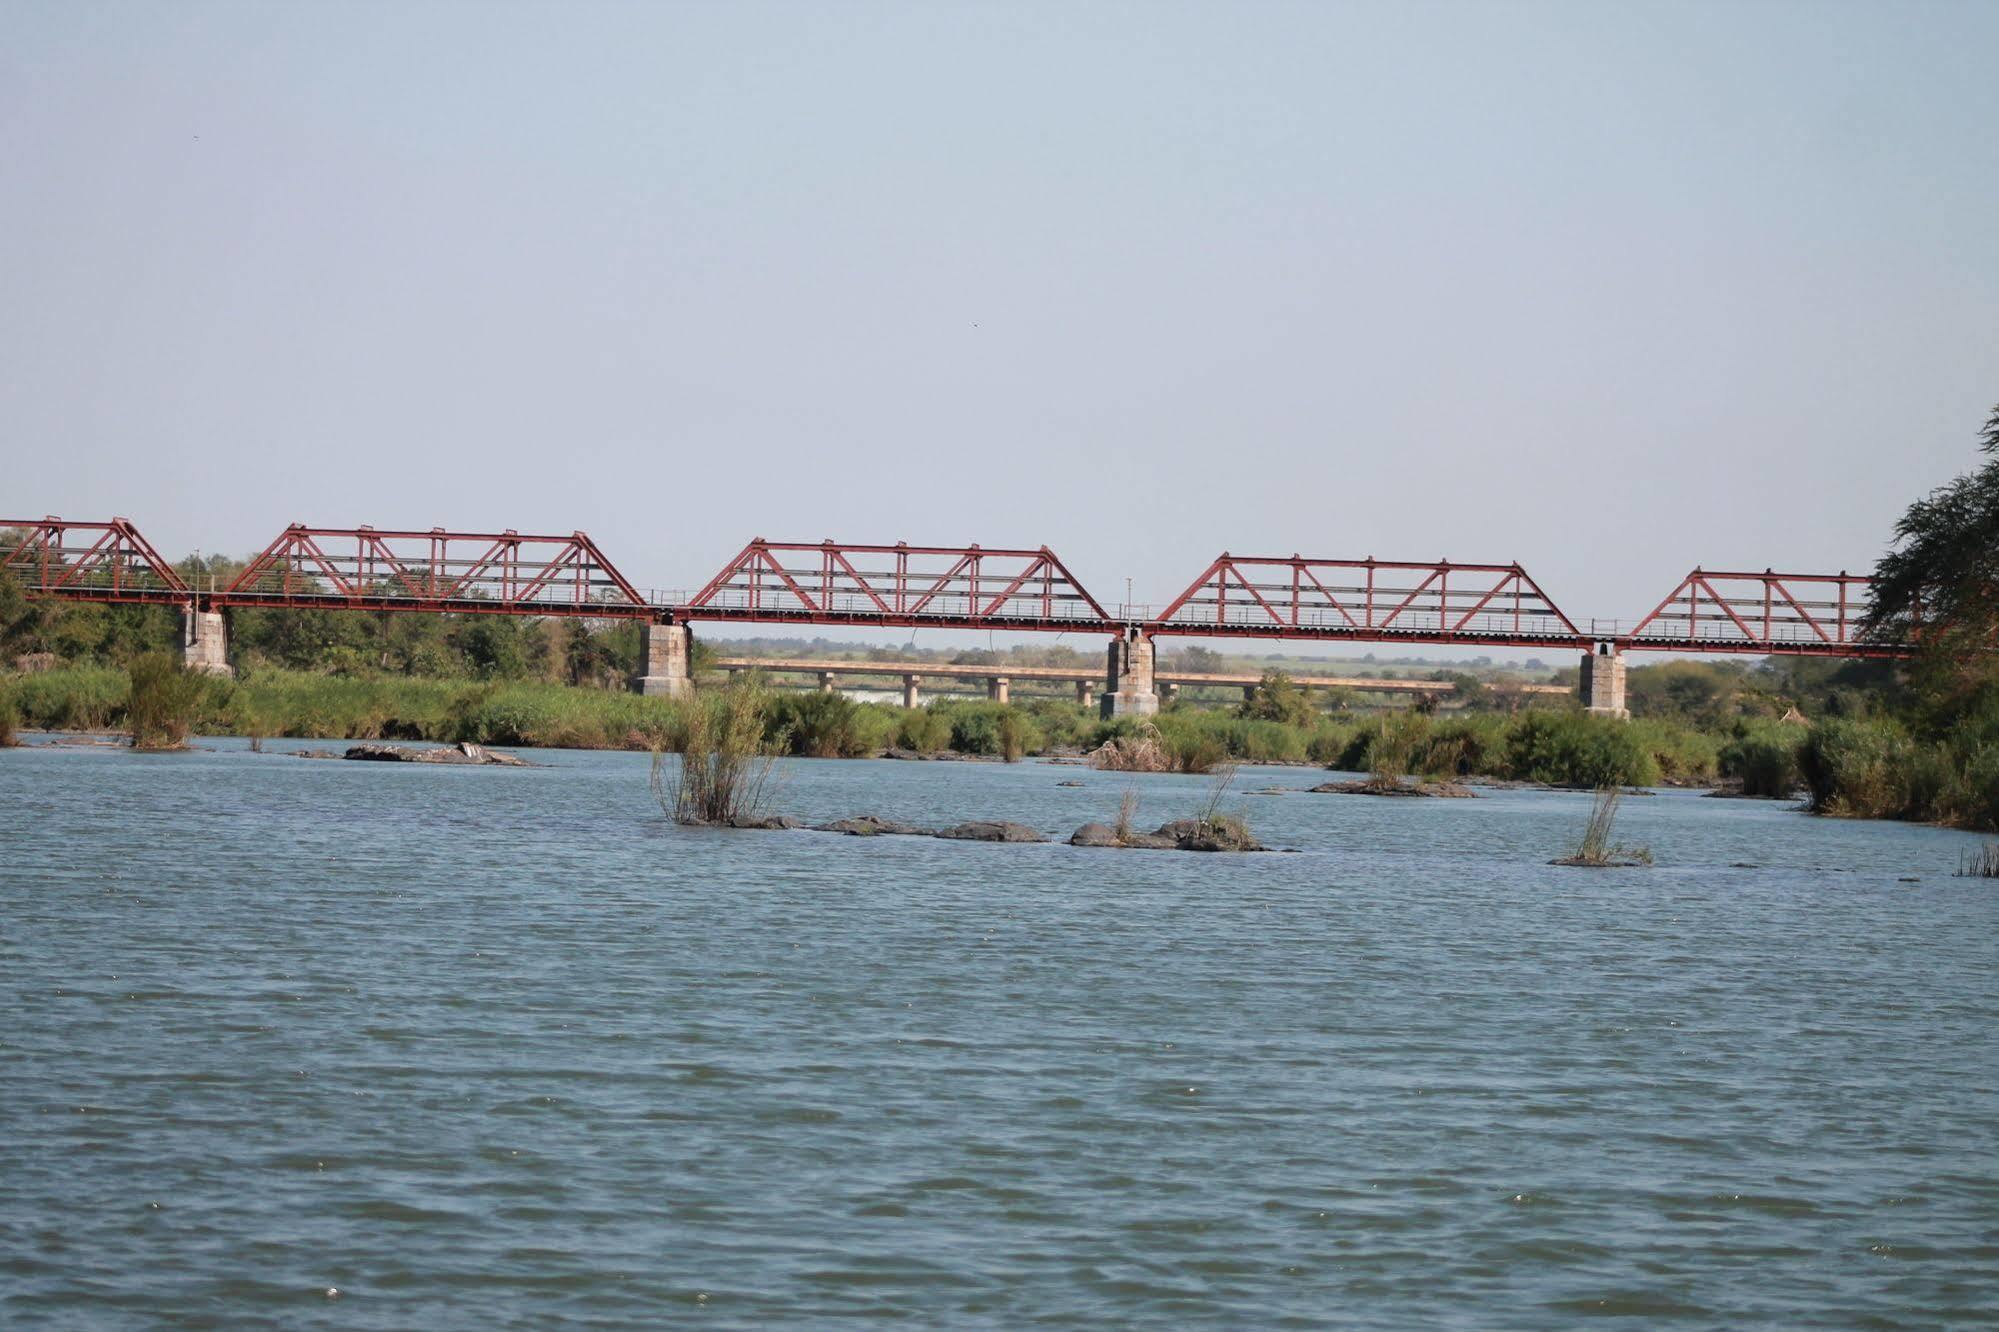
[1865,403,1999,651]
[1237,670,1317,727]
[1174,645,1225,673]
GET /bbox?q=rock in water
[1069,822,1121,847]
[814,815,933,837]
[341,742,530,766]
[724,813,801,830]
[935,821,1047,843]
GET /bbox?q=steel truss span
[223,525,653,618]
[1620,568,1895,658]
[1149,555,1586,649]
[686,539,1111,632]
[0,515,1919,658]
[0,516,189,604]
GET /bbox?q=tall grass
[0,686,16,747]
[1556,786,1652,867]
[653,679,784,825]
[1958,844,1999,879]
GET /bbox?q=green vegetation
[0,684,16,748]
[653,677,781,825]
[124,653,207,751]
[1554,787,1652,867]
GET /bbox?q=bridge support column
[1580,646,1628,719]
[1074,680,1094,709]
[902,675,922,709]
[987,676,1010,704]
[180,606,232,677]
[1101,629,1159,719]
[1158,681,1178,704]
[818,671,837,694]
[632,621,693,698]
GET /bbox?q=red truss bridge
[1621,568,1900,659]
[1150,555,1585,650]
[1,516,189,604]
[686,539,1108,632]
[221,524,652,618]
[2,517,1911,662]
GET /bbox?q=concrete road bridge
[711,657,1571,709]
[2,518,1910,720]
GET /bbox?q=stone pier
[631,621,693,698]
[902,675,922,709]
[1074,680,1094,709]
[987,676,1010,704]
[1157,681,1179,704]
[817,671,837,694]
[1580,647,1628,719]
[1100,629,1159,719]
[180,606,232,677]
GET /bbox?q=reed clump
[652,678,785,826]
[1553,786,1653,867]
[1958,844,1999,879]
[1089,721,1172,772]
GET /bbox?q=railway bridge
[1,517,1907,719]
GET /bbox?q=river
[2,738,1995,1327]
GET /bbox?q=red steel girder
[1621,568,1907,657]
[685,539,1112,631]
[1149,554,1586,648]
[221,524,653,618]
[0,515,190,604]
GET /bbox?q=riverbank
[8,663,1992,830]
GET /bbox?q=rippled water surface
[3,738,1997,1327]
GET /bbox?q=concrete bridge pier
[180,606,232,677]
[902,675,922,709]
[1158,681,1179,705]
[1580,645,1628,719]
[632,620,693,698]
[817,671,837,693]
[987,676,1010,704]
[1101,628,1160,719]
[1074,680,1094,709]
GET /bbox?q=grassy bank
[6,665,1737,789]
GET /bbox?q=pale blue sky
[3,0,1995,646]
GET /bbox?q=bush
[0,686,16,747]
[894,707,952,753]
[770,691,867,758]
[1502,712,1659,788]
[1798,718,1916,819]
[125,653,206,750]
[1719,724,1803,797]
